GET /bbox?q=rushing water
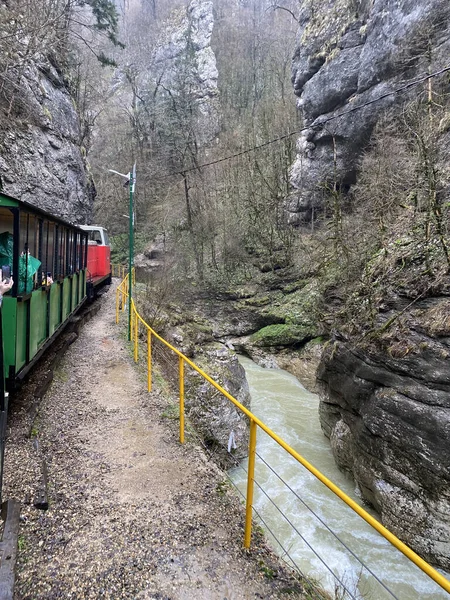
[229,356,449,600]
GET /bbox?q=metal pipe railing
[116,276,450,596]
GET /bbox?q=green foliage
[258,559,276,580]
[315,87,450,340]
[161,403,179,420]
[96,52,119,68]
[215,480,230,496]
[110,232,147,265]
[18,536,26,552]
[82,0,124,47]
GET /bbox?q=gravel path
[3,284,307,600]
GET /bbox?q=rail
[115,274,450,597]
[111,264,128,279]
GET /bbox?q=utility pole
[108,164,136,340]
[128,163,136,341]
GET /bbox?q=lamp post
[108,164,136,340]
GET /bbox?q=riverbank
[2,283,307,599]
[231,357,450,600]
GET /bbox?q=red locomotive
[80,225,112,299]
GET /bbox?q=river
[229,356,449,600]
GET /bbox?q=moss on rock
[260,281,322,327]
[250,323,316,347]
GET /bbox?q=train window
[49,222,55,279]
[0,208,14,288]
[44,221,55,280]
[80,234,86,269]
[83,233,88,268]
[58,227,66,278]
[65,228,70,276]
[103,230,110,246]
[67,230,74,274]
[87,229,103,244]
[54,225,59,279]
[19,212,40,294]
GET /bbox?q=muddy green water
[229,356,449,600]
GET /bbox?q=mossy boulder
[250,323,316,347]
[259,281,323,327]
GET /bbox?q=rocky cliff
[317,301,450,570]
[289,0,450,224]
[289,0,450,570]
[150,0,219,147]
[0,57,94,223]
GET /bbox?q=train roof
[0,191,88,232]
[79,225,109,231]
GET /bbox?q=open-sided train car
[0,192,92,390]
[0,192,113,501]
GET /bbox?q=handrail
[115,277,450,595]
[111,264,127,279]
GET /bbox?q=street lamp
[108,164,136,340]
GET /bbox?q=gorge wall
[290,0,450,569]
[0,0,95,225]
[148,0,219,147]
[0,59,94,223]
[289,0,450,224]
[317,316,450,570]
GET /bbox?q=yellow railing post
[134,311,139,362]
[244,419,257,549]
[147,329,152,392]
[179,356,185,444]
[115,287,120,324]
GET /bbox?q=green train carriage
[0,192,89,389]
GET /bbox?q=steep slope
[0,58,94,222]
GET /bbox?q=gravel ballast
[2,284,308,600]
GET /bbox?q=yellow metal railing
[112,264,137,283]
[115,274,450,596]
[111,264,127,279]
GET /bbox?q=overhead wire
[162,63,450,178]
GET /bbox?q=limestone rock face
[0,60,94,223]
[289,0,450,223]
[185,344,250,468]
[150,0,219,146]
[317,298,450,569]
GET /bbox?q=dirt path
[3,284,306,600]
